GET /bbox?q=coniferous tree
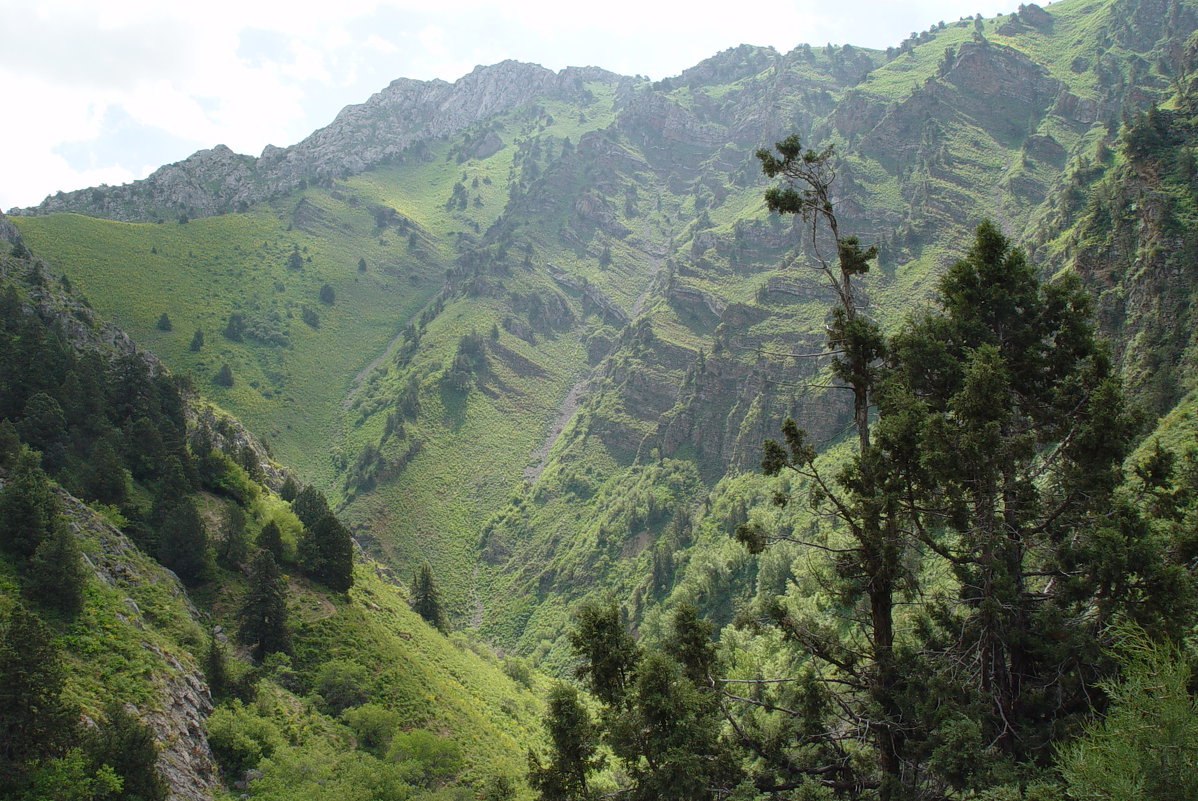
[18,392,67,469]
[410,563,447,632]
[257,519,286,563]
[239,550,289,661]
[0,419,20,467]
[24,518,86,618]
[205,638,229,702]
[748,134,907,798]
[0,447,59,560]
[278,476,299,502]
[156,498,210,585]
[155,313,172,331]
[189,329,204,352]
[551,601,740,801]
[569,600,638,710]
[212,364,234,388]
[298,512,353,592]
[290,485,330,528]
[528,683,602,801]
[83,702,167,801]
[216,505,250,569]
[81,435,129,506]
[879,221,1153,769]
[0,604,77,793]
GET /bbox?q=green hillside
[0,247,546,800]
[16,0,1198,655]
[8,6,1198,795]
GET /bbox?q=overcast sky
[0,0,1024,211]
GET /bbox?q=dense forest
[4,0,1198,799]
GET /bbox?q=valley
[4,0,1198,798]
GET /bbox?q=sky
[0,0,1024,212]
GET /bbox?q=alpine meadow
[4,0,1198,799]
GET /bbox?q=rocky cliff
[14,62,622,222]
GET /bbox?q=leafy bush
[341,703,404,756]
[206,701,286,778]
[387,729,463,788]
[312,659,372,715]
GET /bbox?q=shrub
[206,701,286,778]
[312,659,371,715]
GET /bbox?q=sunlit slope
[14,203,443,485]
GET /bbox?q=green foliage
[155,313,171,331]
[156,498,210,585]
[286,247,303,271]
[410,563,447,632]
[1057,626,1198,801]
[341,702,405,756]
[188,329,203,351]
[569,600,638,709]
[443,329,488,392]
[239,550,290,661]
[0,603,77,792]
[257,519,286,563]
[291,484,330,528]
[387,729,464,788]
[23,519,86,618]
[13,748,122,801]
[313,658,371,715]
[212,363,234,387]
[538,601,740,801]
[205,699,287,778]
[222,312,245,342]
[528,683,601,801]
[298,512,354,592]
[82,702,167,801]
[0,448,59,560]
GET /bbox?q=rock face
[56,489,219,801]
[14,62,621,221]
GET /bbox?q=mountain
[10,0,1198,714]
[0,217,547,800]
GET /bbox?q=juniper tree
[554,601,740,801]
[879,221,1155,771]
[0,447,59,560]
[257,519,286,563]
[157,497,210,585]
[83,702,167,801]
[528,684,602,801]
[290,485,330,528]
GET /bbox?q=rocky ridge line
[13,62,622,222]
